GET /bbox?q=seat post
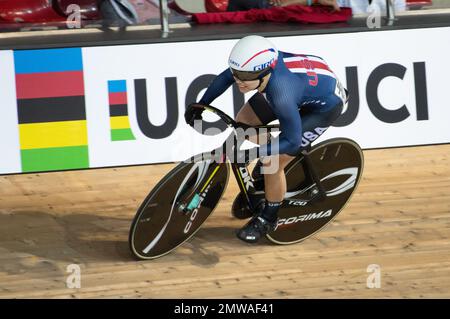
[301,150,326,201]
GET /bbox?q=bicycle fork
[179,163,222,215]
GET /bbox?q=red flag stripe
[109,92,127,105]
[16,71,84,99]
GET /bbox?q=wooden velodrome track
[0,144,449,298]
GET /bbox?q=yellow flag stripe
[110,116,131,129]
[19,120,88,150]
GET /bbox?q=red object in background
[54,0,100,20]
[0,0,65,22]
[192,5,352,24]
[0,0,100,23]
[406,0,433,9]
[205,0,229,13]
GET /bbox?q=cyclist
[184,35,347,243]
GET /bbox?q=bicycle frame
[183,129,259,213]
[182,104,327,214]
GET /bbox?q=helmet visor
[230,68,268,82]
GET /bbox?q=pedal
[308,187,326,202]
[231,192,264,220]
[309,187,319,197]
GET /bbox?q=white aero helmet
[228,35,278,81]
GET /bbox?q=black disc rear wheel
[266,138,364,244]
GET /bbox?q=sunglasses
[230,68,270,82]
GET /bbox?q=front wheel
[129,160,229,260]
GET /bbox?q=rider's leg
[236,153,296,243]
[259,154,295,222]
[235,102,269,145]
[263,154,296,202]
[235,99,272,190]
[232,94,280,221]
[232,103,266,213]
[238,93,277,181]
[235,102,261,126]
[235,102,266,188]
[236,99,345,243]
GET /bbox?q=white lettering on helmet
[253,58,275,71]
[229,59,240,68]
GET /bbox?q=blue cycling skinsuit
[198,51,348,157]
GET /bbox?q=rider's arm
[198,69,235,105]
[258,85,303,157]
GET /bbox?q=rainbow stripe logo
[108,80,135,141]
[14,48,90,172]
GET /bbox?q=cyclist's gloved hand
[184,103,204,127]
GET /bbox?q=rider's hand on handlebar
[184,103,204,127]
